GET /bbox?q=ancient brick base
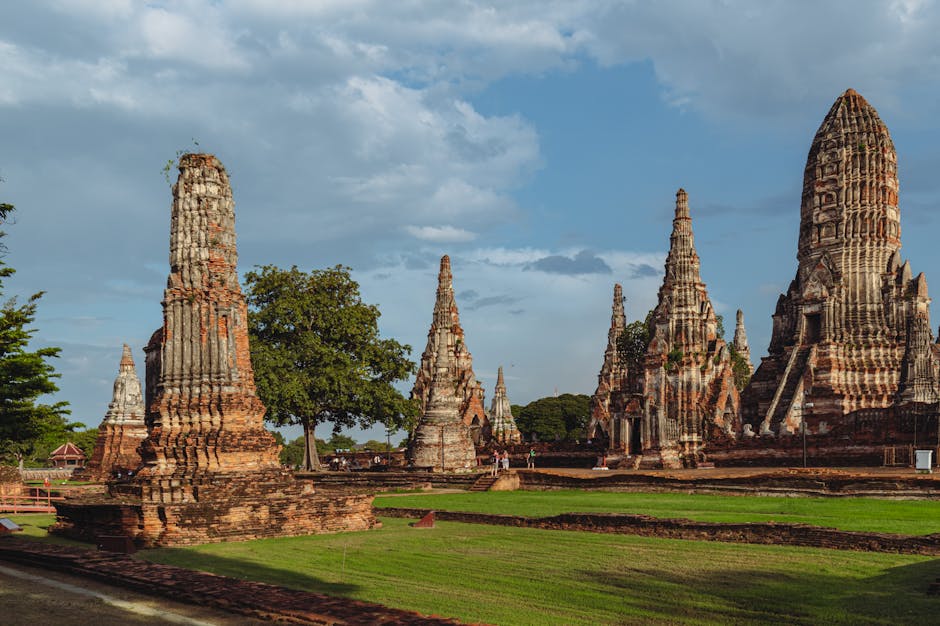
[51,473,378,547]
[78,423,146,482]
[0,539,464,625]
[516,468,940,498]
[379,507,940,555]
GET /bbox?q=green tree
[268,429,286,446]
[514,394,591,442]
[326,433,357,451]
[616,310,655,369]
[246,264,418,471]
[0,201,70,467]
[361,439,392,452]
[729,347,752,391]
[279,436,306,468]
[70,427,99,462]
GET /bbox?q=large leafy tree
[513,393,591,442]
[246,264,418,471]
[0,199,70,467]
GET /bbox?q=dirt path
[0,562,266,626]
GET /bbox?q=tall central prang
[743,89,937,441]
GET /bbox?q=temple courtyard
[5,475,940,625]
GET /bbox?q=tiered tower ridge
[411,255,488,442]
[588,283,629,440]
[642,189,739,467]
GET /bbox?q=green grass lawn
[2,513,87,546]
[136,517,940,625]
[374,490,940,535]
[6,511,940,623]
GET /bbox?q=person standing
[501,450,509,471]
[527,448,536,469]
[491,450,500,476]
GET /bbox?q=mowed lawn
[137,517,939,625]
[374,490,940,535]
[7,513,940,624]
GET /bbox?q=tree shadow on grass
[138,547,360,598]
[583,558,940,625]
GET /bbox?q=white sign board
[915,449,933,472]
[0,517,22,532]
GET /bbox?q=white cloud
[357,245,665,407]
[7,0,940,430]
[404,225,477,243]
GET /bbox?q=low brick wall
[298,471,481,491]
[20,468,74,482]
[0,538,467,625]
[516,469,940,498]
[378,507,940,555]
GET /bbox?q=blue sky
[2,1,940,443]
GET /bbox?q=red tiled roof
[50,442,84,459]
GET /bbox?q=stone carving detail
[641,189,740,467]
[53,154,376,546]
[81,345,147,481]
[897,311,939,404]
[488,366,522,444]
[409,323,477,471]
[411,255,488,443]
[742,89,940,438]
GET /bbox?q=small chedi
[53,154,376,546]
[409,322,477,471]
[488,366,522,444]
[733,310,754,376]
[79,344,147,481]
[591,191,740,468]
[588,284,643,452]
[411,255,489,443]
[739,88,940,459]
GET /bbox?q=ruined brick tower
[588,283,643,451]
[54,154,376,545]
[409,322,477,471]
[80,344,147,481]
[411,255,489,443]
[742,89,939,442]
[488,366,522,444]
[642,189,739,467]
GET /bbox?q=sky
[3,0,940,444]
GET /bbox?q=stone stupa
[80,344,147,481]
[488,366,522,444]
[411,255,489,443]
[409,320,477,471]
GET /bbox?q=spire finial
[675,188,689,219]
[439,255,452,285]
[120,343,135,369]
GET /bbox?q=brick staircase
[469,473,500,492]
